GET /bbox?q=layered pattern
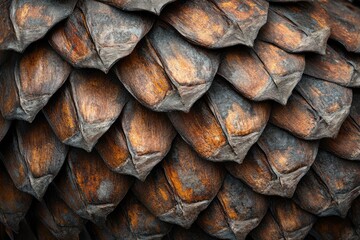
[0,0,359,239]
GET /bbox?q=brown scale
[197,174,268,240]
[219,40,305,105]
[43,69,129,152]
[96,98,176,181]
[49,0,153,73]
[168,79,271,163]
[114,21,220,112]
[0,0,77,52]
[1,114,68,199]
[0,42,71,122]
[226,124,318,198]
[161,0,269,48]
[132,137,224,228]
[53,148,133,224]
[97,0,176,15]
[293,150,360,217]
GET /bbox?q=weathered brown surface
[0,42,71,122]
[33,187,86,240]
[320,89,360,160]
[0,164,32,232]
[0,0,77,52]
[271,75,353,140]
[219,40,305,105]
[43,69,128,152]
[33,221,58,240]
[54,148,133,224]
[349,197,360,236]
[49,0,153,73]
[258,2,330,54]
[305,45,360,87]
[114,22,220,112]
[168,79,271,163]
[167,225,217,240]
[310,216,360,240]
[1,114,67,199]
[96,99,176,180]
[227,124,319,198]
[321,0,360,53]
[0,114,10,143]
[251,198,316,240]
[294,150,360,217]
[132,138,224,228]
[97,0,175,14]
[197,174,268,240]
[88,194,172,240]
[161,0,268,48]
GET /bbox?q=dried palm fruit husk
[97,0,175,14]
[166,225,217,240]
[197,174,268,240]
[161,0,268,48]
[310,216,360,240]
[49,0,153,73]
[33,187,86,240]
[349,197,360,236]
[219,40,305,105]
[258,2,330,54]
[251,198,316,240]
[132,137,224,228]
[320,89,360,161]
[43,69,128,152]
[87,194,172,240]
[114,22,220,112]
[168,79,271,163]
[0,114,68,200]
[0,163,32,233]
[96,98,176,181]
[0,42,71,122]
[321,0,360,53]
[304,44,360,87]
[53,148,133,224]
[270,75,353,140]
[0,0,77,52]
[293,150,360,217]
[226,124,319,198]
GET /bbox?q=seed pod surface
[132,138,224,228]
[43,69,128,152]
[97,0,175,14]
[161,0,269,48]
[197,174,268,240]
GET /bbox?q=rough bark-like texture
[304,45,360,87]
[271,75,353,140]
[132,138,224,228]
[96,99,176,181]
[0,114,10,143]
[349,197,360,236]
[1,114,68,199]
[161,0,269,48]
[321,0,360,53]
[258,2,330,54]
[227,124,319,198]
[166,225,217,240]
[49,0,153,73]
[88,194,172,240]
[0,42,71,122]
[0,0,77,52]
[0,164,32,232]
[310,216,360,240]
[321,89,360,160]
[294,150,360,217]
[251,198,316,240]
[53,148,133,224]
[97,0,176,14]
[219,40,305,105]
[168,79,271,163]
[33,187,86,240]
[43,69,128,152]
[32,221,58,240]
[114,22,220,112]
[197,174,268,240]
